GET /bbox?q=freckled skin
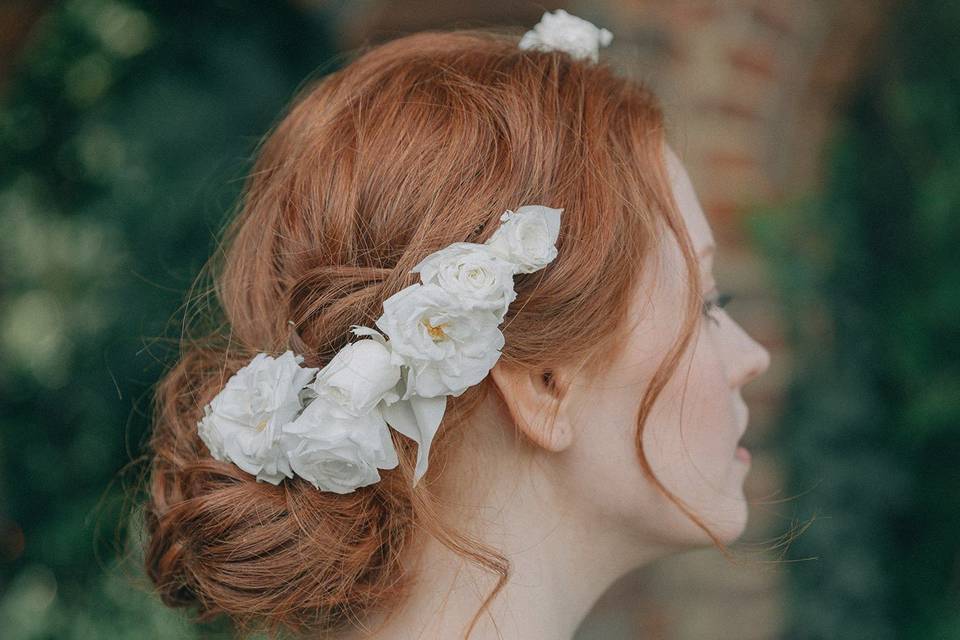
[557,144,772,547]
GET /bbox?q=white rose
[196,351,318,484]
[307,333,402,417]
[374,282,505,398]
[282,395,399,494]
[485,205,562,274]
[411,242,518,321]
[518,10,613,63]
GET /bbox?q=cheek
[557,313,748,545]
[645,327,738,478]
[638,327,750,541]
[556,350,667,520]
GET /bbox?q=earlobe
[489,361,574,453]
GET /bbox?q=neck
[372,509,653,639]
[345,406,673,639]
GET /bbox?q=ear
[488,360,574,453]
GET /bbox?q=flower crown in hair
[197,205,562,493]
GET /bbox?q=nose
[728,323,771,389]
[739,336,770,387]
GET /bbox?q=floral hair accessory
[197,205,562,493]
[518,9,613,63]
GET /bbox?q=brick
[706,149,760,170]
[728,44,778,79]
[751,3,798,38]
[695,96,763,123]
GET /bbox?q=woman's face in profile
[557,145,771,549]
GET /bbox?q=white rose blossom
[518,9,613,63]
[410,242,518,321]
[306,329,403,415]
[485,205,562,274]
[282,394,399,494]
[197,351,318,484]
[374,282,505,399]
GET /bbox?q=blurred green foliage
[0,1,338,637]
[749,0,960,638]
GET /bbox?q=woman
[143,14,771,640]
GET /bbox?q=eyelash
[702,291,733,325]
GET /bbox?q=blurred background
[0,1,957,638]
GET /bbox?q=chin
[684,493,751,549]
[711,498,750,545]
[636,469,752,550]
[650,500,749,552]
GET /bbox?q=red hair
[143,28,716,638]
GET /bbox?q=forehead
[663,145,715,265]
[621,145,715,344]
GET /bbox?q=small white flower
[518,9,613,63]
[411,242,518,321]
[308,334,402,416]
[485,205,562,274]
[282,395,399,494]
[374,282,505,398]
[197,351,318,484]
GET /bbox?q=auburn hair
[142,28,715,639]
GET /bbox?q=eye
[701,291,733,326]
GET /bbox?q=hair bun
[144,346,413,635]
